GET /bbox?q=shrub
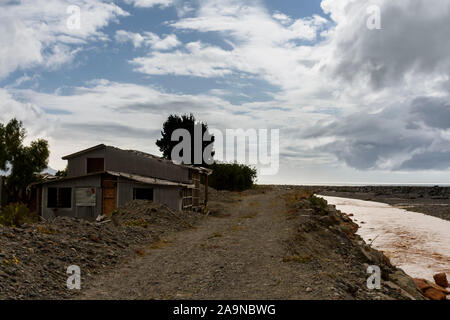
[209,162,257,191]
[309,195,328,210]
[0,203,35,227]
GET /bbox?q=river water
[319,196,450,282]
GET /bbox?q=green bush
[0,203,35,227]
[209,162,257,191]
[309,195,328,210]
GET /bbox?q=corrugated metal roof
[31,171,195,188]
[106,171,195,188]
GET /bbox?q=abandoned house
[30,144,212,220]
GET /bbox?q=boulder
[433,273,449,288]
[414,278,450,300]
[422,287,447,301]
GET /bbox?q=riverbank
[305,185,450,222]
[321,196,450,283]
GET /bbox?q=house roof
[62,144,107,160]
[31,171,195,188]
[62,144,212,174]
[106,171,194,188]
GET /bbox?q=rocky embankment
[0,201,202,299]
[282,191,425,300]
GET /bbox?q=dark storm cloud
[305,97,450,170]
[399,151,450,170]
[411,97,450,130]
[332,1,450,89]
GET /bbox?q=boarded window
[76,188,96,207]
[87,158,104,174]
[134,188,153,201]
[48,187,57,208]
[59,188,72,208]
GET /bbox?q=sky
[1,0,450,185]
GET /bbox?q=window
[47,187,72,208]
[87,158,104,174]
[134,188,153,201]
[48,187,57,208]
[59,188,72,208]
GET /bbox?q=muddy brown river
[320,196,450,282]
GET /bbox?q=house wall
[41,175,183,220]
[117,177,182,211]
[67,149,106,177]
[41,175,102,220]
[66,146,191,184]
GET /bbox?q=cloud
[0,0,128,78]
[129,0,328,87]
[170,0,326,44]
[272,12,292,25]
[0,88,54,140]
[410,97,450,130]
[131,41,240,77]
[323,0,450,89]
[400,151,450,171]
[6,79,298,169]
[123,0,174,8]
[115,30,181,50]
[304,96,450,171]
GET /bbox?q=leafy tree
[0,119,50,202]
[156,114,214,167]
[156,114,258,191]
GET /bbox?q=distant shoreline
[260,183,450,187]
[311,185,450,222]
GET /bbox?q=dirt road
[80,190,320,299]
[79,188,421,300]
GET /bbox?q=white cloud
[115,30,181,50]
[123,0,174,8]
[0,0,128,79]
[131,41,241,77]
[171,1,326,44]
[272,12,292,25]
[131,0,329,90]
[0,88,54,143]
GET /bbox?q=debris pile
[0,201,202,299]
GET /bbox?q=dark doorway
[48,187,57,208]
[58,188,72,208]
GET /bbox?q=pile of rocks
[0,201,202,299]
[414,273,449,300]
